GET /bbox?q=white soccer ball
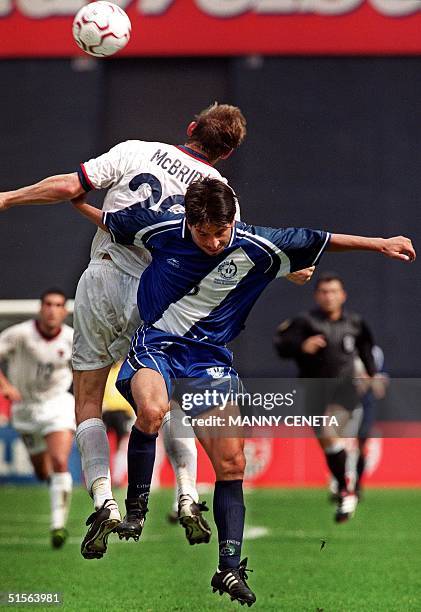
[72,1,131,57]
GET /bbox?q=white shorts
[72,261,142,371]
[12,392,76,456]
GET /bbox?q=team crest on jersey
[206,366,225,379]
[217,260,237,279]
[167,258,180,268]
[167,204,185,214]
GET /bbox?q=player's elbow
[55,173,85,201]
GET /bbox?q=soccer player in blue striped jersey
[73,178,415,606]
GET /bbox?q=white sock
[161,409,198,503]
[76,418,113,506]
[49,472,72,530]
[91,477,117,510]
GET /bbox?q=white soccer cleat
[335,492,358,523]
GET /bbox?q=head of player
[38,288,68,336]
[185,103,247,165]
[185,177,236,256]
[314,272,347,319]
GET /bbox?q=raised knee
[217,451,246,480]
[136,402,167,434]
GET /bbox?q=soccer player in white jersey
[73,178,414,605]
[0,103,252,558]
[0,289,74,549]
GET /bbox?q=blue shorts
[116,325,242,417]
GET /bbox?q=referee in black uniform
[274,271,376,522]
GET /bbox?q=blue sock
[127,426,158,504]
[213,480,245,570]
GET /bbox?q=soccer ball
[72,1,131,57]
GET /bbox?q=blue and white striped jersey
[103,206,330,346]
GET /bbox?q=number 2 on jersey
[129,173,185,212]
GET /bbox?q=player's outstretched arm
[0,173,84,212]
[328,234,416,262]
[71,195,107,231]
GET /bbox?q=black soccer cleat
[178,495,212,545]
[115,497,148,542]
[80,499,121,559]
[51,527,68,549]
[211,558,256,607]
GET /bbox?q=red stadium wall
[157,435,421,487]
[1,0,421,56]
[0,395,11,423]
[2,424,420,485]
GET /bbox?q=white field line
[0,525,270,546]
[1,520,419,544]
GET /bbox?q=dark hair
[315,272,345,290]
[184,177,236,227]
[187,102,247,160]
[40,288,67,303]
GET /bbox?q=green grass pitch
[0,486,420,611]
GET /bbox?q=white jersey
[79,140,238,278]
[0,320,73,403]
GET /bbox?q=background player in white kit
[0,289,74,549]
[0,103,252,558]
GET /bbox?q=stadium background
[1,55,420,376]
[1,2,421,484]
[0,4,420,610]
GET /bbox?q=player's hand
[381,236,416,262]
[301,334,327,354]
[71,194,88,208]
[286,266,315,285]
[0,383,22,402]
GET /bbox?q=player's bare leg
[29,451,52,482]
[45,430,74,548]
[195,418,256,607]
[74,366,121,559]
[116,368,168,541]
[161,404,211,544]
